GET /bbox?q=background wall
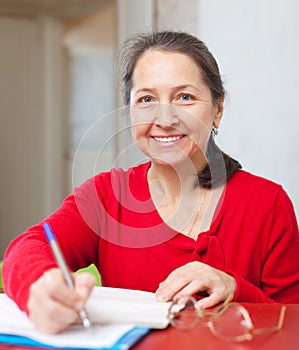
[0,0,154,259]
[63,3,117,192]
[197,0,299,216]
[0,15,64,259]
[0,0,116,259]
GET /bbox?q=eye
[137,96,154,104]
[178,94,193,102]
[175,93,196,106]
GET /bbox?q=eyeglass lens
[168,296,199,330]
[211,304,251,339]
[169,297,251,339]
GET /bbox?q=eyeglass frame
[167,295,286,342]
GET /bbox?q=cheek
[131,124,147,142]
[190,109,215,128]
[189,101,217,120]
[131,124,151,156]
[187,109,213,134]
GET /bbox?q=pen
[42,222,92,330]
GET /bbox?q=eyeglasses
[167,295,286,342]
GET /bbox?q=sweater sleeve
[229,187,299,303]
[2,178,100,313]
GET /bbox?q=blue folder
[0,326,149,350]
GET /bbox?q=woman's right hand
[27,268,95,334]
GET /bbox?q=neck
[149,151,208,181]
[147,160,206,207]
[148,161,216,237]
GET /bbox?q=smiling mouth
[152,135,185,144]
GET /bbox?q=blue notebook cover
[0,327,150,350]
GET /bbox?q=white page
[0,287,171,349]
[0,294,136,348]
[86,287,171,329]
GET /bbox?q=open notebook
[0,287,172,349]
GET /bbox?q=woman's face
[130,49,223,169]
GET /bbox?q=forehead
[135,49,200,71]
[132,49,204,85]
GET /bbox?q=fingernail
[156,293,167,301]
[196,300,205,310]
[175,296,185,305]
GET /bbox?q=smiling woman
[2,30,299,334]
[119,31,241,188]
[130,50,221,172]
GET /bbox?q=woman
[3,31,299,334]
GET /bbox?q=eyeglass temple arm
[251,305,287,336]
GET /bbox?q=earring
[212,126,218,136]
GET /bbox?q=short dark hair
[117,30,241,187]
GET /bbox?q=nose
[154,104,179,127]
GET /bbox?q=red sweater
[3,162,299,312]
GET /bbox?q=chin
[150,153,197,169]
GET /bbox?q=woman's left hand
[155,261,236,309]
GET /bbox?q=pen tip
[83,317,92,329]
[79,309,92,330]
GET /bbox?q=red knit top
[3,162,299,312]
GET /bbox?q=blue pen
[42,222,91,330]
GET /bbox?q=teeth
[154,136,183,143]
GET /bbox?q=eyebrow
[134,84,200,95]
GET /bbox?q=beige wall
[155,0,198,33]
[0,0,154,259]
[0,16,65,259]
[63,4,117,192]
[0,1,113,259]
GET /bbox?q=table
[0,303,298,350]
[132,303,299,350]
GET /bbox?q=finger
[196,291,223,310]
[42,269,81,308]
[156,262,207,301]
[156,272,191,302]
[28,275,79,334]
[30,297,79,334]
[172,280,209,302]
[73,272,96,308]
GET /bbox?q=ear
[213,95,224,129]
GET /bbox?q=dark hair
[117,30,241,186]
